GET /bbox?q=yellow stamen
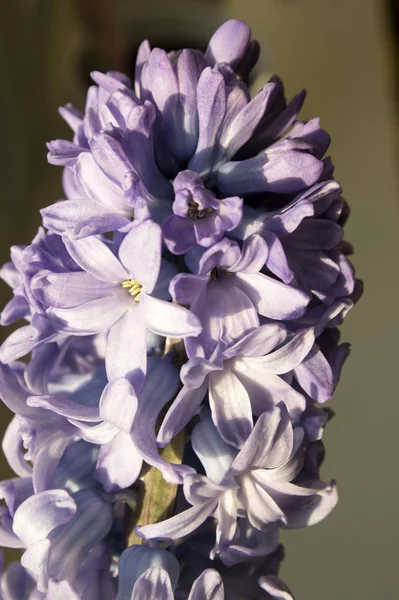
[122,278,143,302]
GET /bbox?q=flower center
[122,278,143,302]
[187,199,213,219]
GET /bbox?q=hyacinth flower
[0,18,361,600]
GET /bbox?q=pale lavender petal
[157,381,208,448]
[242,329,315,374]
[235,272,309,320]
[2,417,32,477]
[99,378,138,433]
[105,307,147,386]
[131,568,174,600]
[136,500,218,542]
[95,431,143,492]
[259,575,294,600]
[75,153,126,211]
[188,569,224,600]
[32,271,115,308]
[191,415,237,484]
[48,296,127,335]
[224,323,287,359]
[118,221,161,293]
[27,394,100,422]
[239,473,286,527]
[142,294,202,339]
[209,368,253,448]
[64,236,128,282]
[231,405,293,474]
[232,361,306,420]
[13,490,76,547]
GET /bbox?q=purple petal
[205,20,251,67]
[217,151,324,196]
[2,418,32,477]
[188,68,226,177]
[294,346,334,403]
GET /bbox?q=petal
[75,152,126,211]
[259,576,295,600]
[116,546,179,600]
[94,431,143,492]
[142,294,202,339]
[191,415,237,484]
[32,271,115,308]
[235,272,309,320]
[294,346,334,403]
[157,382,208,448]
[99,378,138,432]
[228,235,268,274]
[205,19,251,67]
[224,323,287,359]
[132,358,191,483]
[209,368,253,448]
[118,220,161,293]
[131,568,174,600]
[64,236,128,282]
[48,296,127,335]
[2,417,32,477]
[241,329,315,374]
[231,405,293,474]
[239,474,286,528]
[135,500,218,542]
[105,308,147,385]
[188,569,224,600]
[13,490,76,547]
[27,394,100,422]
[232,361,306,421]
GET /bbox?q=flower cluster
[0,19,360,599]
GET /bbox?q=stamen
[122,278,143,302]
[187,198,213,219]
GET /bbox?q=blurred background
[0,0,398,598]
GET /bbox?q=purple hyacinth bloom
[29,356,191,490]
[32,220,201,383]
[234,179,355,303]
[162,170,242,254]
[13,488,113,593]
[158,323,314,449]
[138,406,338,548]
[116,545,225,600]
[172,235,310,359]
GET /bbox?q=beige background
[0,1,398,598]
